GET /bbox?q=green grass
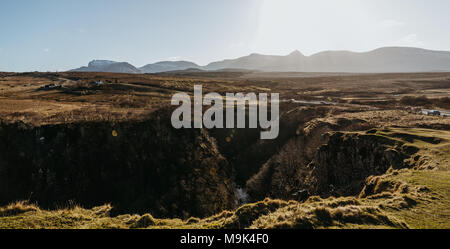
[357,127,450,229]
[370,170,450,229]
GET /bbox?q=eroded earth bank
[0,72,449,228]
[1,106,449,229]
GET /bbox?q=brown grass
[0,201,40,217]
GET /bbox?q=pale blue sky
[1,0,450,72]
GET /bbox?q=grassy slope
[360,128,450,229]
[378,170,450,229]
[1,128,449,229]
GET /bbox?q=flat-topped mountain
[139,61,200,73]
[71,60,141,74]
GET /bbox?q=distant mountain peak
[203,47,450,73]
[249,53,265,57]
[70,60,140,74]
[288,50,304,57]
[70,47,450,74]
[139,61,200,73]
[88,60,117,68]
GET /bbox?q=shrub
[400,95,431,107]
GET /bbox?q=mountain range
[70,47,450,74]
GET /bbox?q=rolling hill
[70,47,450,73]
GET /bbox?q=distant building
[421,109,442,116]
[91,80,104,86]
[42,83,60,90]
[89,80,104,87]
[429,110,441,116]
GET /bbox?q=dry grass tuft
[0,201,40,217]
[185,217,201,224]
[250,197,408,229]
[131,214,156,228]
[359,174,410,198]
[221,199,290,229]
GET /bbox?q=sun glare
[255,0,373,55]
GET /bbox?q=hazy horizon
[7,46,450,73]
[1,0,450,72]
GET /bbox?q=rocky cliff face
[0,103,426,220]
[0,109,236,219]
[308,132,414,197]
[245,117,373,201]
[245,113,419,202]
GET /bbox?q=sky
[1,0,450,72]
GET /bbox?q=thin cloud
[229,42,245,49]
[395,34,424,47]
[167,56,181,61]
[379,19,405,28]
